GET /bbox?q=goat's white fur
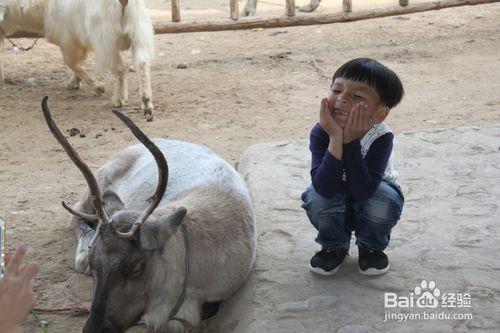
[0,0,155,116]
[72,139,256,332]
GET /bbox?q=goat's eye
[129,263,145,279]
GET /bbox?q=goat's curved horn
[111,109,169,239]
[62,201,100,221]
[41,96,109,223]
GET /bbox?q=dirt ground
[0,0,499,332]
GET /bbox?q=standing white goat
[0,0,155,119]
[42,96,256,332]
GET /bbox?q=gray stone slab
[204,125,500,333]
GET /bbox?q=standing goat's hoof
[142,97,154,121]
[112,99,125,109]
[241,7,255,17]
[298,4,315,12]
[66,76,81,90]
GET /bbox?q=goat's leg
[156,299,202,333]
[241,0,257,17]
[111,53,128,108]
[66,75,81,90]
[298,0,322,12]
[61,46,105,96]
[137,60,153,120]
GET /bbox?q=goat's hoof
[94,85,105,96]
[298,4,315,12]
[112,99,125,108]
[142,97,154,121]
[241,8,255,17]
[145,109,154,122]
[144,108,154,122]
[66,79,80,90]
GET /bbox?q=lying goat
[1,0,155,119]
[42,96,256,332]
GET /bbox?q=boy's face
[327,77,388,128]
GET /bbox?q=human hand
[343,101,374,143]
[0,244,39,332]
[319,97,343,139]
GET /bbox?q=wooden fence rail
[155,0,500,34]
[6,0,500,37]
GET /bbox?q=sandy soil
[0,0,499,331]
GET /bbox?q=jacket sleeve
[309,124,343,198]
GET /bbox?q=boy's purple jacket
[309,123,393,201]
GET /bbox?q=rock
[68,128,80,137]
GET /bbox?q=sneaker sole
[309,263,341,276]
[358,264,389,276]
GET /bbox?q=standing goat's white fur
[0,0,155,118]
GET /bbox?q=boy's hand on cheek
[319,98,343,139]
[343,102,373,143]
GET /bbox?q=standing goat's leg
[137,60,153,120]
[66,75,81,90]
[111,52,128,108]
[61,46,105,96]
[298,0,322,12]
[241,0,257,17]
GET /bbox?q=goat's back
[97,139,250,210]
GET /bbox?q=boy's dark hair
[332,58,404,109]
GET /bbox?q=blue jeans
[301,181,404,251]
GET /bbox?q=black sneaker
[309,248,348,276]
[358,247,389,276]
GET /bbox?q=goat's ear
[139,207,187,250]
[103,191,126,216]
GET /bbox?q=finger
[353,104,360,129]
[20,262,39,285]
[4,252,12,266]
[363,103,371,129]
[325,96,335,113]
[5,243,27,276]
[346,106,355,129]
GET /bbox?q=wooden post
[343,0,352,12]
[230,0,239,20]
[286,0,296,16]
[171,0,181,22]
[400,0,409,6]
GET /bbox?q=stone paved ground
[204,125,500,333]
